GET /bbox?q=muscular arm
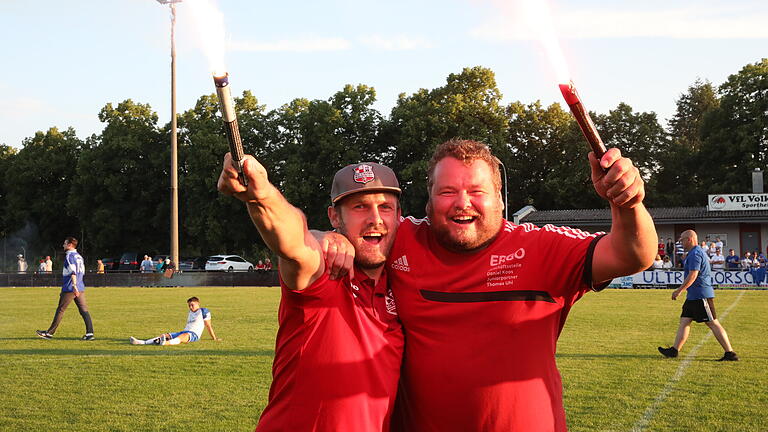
[589,149,657,284]
[218,153,325,291]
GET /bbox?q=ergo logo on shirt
[490,248,526,266]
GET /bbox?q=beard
[336,222,393,270]
[428,202,504,253]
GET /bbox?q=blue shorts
[170,330,199,342]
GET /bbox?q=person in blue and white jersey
[36,237,94,340]
[129,297,220,345]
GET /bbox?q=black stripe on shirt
[420,289,555,303]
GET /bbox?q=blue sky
[1,0,766,148]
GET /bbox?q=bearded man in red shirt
[325,139,656,431]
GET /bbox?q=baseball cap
[330,162,401,204]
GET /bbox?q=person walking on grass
[36,237,94,341]
[130,296,220,345]
[658,229,739,361]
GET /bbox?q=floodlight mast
[156,0,183,271]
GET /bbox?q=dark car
[118,252,140,271]
[101,258,120,271]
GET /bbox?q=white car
[205,255,254,272]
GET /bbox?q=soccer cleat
[129,336,142,345]
[717,351,739,361]
[658,346,678,358]
[82,333,95,341]
[36,330,53,339]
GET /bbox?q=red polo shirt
[255,269,404,432]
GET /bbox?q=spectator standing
[741,252,753,270]
[38,259,47,273]
[665,238,675,264]
[700,241,709,256]
[715,237,724,251]
[653,254,664,269]
[710,249,725,270]
[17,255,27,273]
[708,243,717,259]
[662,256,673,269]
[140,255,154,273]
[45,256,53,272]
[658,230,738,361]
[675,240,685,268]
[725,249,740,270]
[96,259,105,274]
[36,237,94,340]
[658,238,666,258]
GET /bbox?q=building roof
[519,206,768,226]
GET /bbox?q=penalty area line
[631,290,745,432]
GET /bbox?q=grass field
[1,287,766,431]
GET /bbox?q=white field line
[631,290,746,432]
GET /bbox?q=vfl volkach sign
[708,194,768,211]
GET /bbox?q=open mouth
[451,215,477,225]
[362,232,383,245]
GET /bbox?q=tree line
[1,59,766,267]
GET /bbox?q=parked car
[179,257,197,271]
[205,255,254,272]
[101,258,120,271]
[193,256,208,270]
[118,252,140,271]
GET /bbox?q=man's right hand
[217,153,272,203]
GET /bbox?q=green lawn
[1,287,765,431]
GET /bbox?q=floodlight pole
[157,0,183,271]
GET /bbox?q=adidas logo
[391,255,410,272]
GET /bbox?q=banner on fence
[608,270,763,289]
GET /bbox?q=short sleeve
[202,308,211,320]
[685,251,702,272]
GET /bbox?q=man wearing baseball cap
[217,154,403,432]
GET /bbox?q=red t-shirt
[255,269,404,432]
[388,217,603,432]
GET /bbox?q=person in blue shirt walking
[36,237,94,340]
[658,230,738,361]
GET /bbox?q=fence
[0,270,279,287]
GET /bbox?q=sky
[0,0,766,149]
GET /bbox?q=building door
[740,223,761,255]
[674,224,695,239]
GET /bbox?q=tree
[177,91,268,257]
[275,85,385,230]
[381,66,508,215]
[594,103,667,182]
[0,144,17,238]
[651,79,719,206]
[698,59,768,194]
[4,128,82,254]
[504,101,602,210]
[68,100,166,256]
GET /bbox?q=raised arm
[217,153,324,290]
[589,149,658,284]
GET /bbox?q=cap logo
[353,164,375,184]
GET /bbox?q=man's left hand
[589,148,645,208]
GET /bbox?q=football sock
[167,338,182,345]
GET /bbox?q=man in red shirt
[324,140,657,431]
[218,154,404,432]
[387,139,657,431]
